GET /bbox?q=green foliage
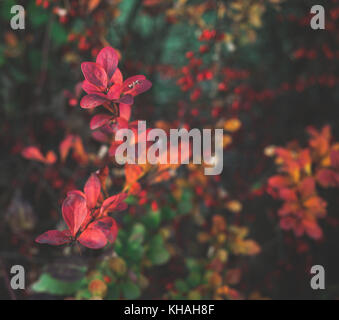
[121,281,141,299]
[50,22,68,47]
[147,234,170,265]
[142,207,161,229]
[178,188,193,214]
[27,2,48,28]
[32,273,84,296]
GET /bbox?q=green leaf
[124,195,137,205]
[27,2,48,28]
[147,235,170,265]
[251,180,263,191]
[185,258,200,271]
[178,189,193,214]
[0,0,16,20]
[76,289,92,300]
[117,0,137,25]
[187,272,202,288]
[126,241,144,262]
[174,280,189,293]
[148,246,170,265]
[162,206,176,220]
[122,281,141,299]
[129,223,145,245]
[107,284,120,300]
[134,14,154,37]
[28,49,42,70]
[9,65,27,83]
[50,22,67,47]
[142,208,161,229]
[31,273,83,295]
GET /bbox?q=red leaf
[279,188,297,201]
[67,190,86,198]
[123,77,152,96]
[298,177,315,198]
[59,134,74,162]
[267,175,290,189]
[72,135,89,164]
[22,146,45,162]
[303,219,323,240]
[316,169,337,187]
[125,164,143,185]
[45,151,57,164]
[84,173,101,209]
[115,117,129,130]
[330,150,339,169]
[100,193,128,215]
[80,93,108,109]
[108,141,121,157]
[89,217,118,243]
[62,193,88,237]
[90,114,112,130]
[78,227,107,249]
[92,130,110,143]
[97,166,109,190]
[87,0,101,12]
[82,80,101,94]
[22,146,56,165]
[119,103,131,121]
[122,75,146,92]
[81,62,107,90]
[96,47,119,80]
[119,94,134,105]
[107,83,122,100]
[110,68,123,85]
[36,230,71,245]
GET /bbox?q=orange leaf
[88,0,101,12]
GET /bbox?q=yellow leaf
[224,118,242,132]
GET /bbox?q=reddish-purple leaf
[299,177,315,199]
[89,217,118,243]
[316,169,338,188]
[330,150,339,169]
[78,227,107,249]
[67,190,86,198]
[131,79,152,96]
[62,193,88,237]
[96,47,119,80]
[100,193,128,215]
[119,94,134,105]
[92,130,110,143]
[36,230,71,246]
[122,76,152,96]
[81,62,107,90]
[82,80,101,94]
[80,93,108,109]
[107,83,122,100]
[84,173,101,209]
[122,75,146,91]
[90,114,112,130]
